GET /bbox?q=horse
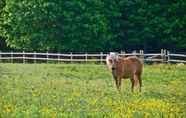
[106,52,143,92]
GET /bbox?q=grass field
[0,63,186,118]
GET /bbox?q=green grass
[0,63,186,118]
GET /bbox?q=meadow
[0,63,186,118]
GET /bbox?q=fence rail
[0,50,186,64]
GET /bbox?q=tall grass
[0,64,186,117]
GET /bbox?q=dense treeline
[0,0,186,52]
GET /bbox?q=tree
[0,0,9,51]
[115,0,186,52]
[1,0,115,52]
[1,0,186,52]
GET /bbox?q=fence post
[132,50,137,56]
[70,52,73,63]
[167,50,170,64]
[161,49,167,63]
[34,51,36,63]
[47,51,49,63]
[120,50,126,57]
[164,49,167,63]
[11,51,13,63]
[140,50,144,61]
[58,52,60,63]
[23,51,25,64]
[120,50,123,55]
[0,51,1,63]
[100,52,103,64]
[161,49,164,63]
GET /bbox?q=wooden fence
[0,49,185,64]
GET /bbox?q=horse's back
[123,56,143,75]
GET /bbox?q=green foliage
[0,0,186,52]
[1,0,113,51]
[0,0,6,35]
[0,64,186,117]
[116,0,186,51]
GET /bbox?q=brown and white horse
[106,52,143,92]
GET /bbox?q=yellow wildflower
[40,107,50,113]
[4,104,13,113]
[51,112,57,118]
[144,112,150,118]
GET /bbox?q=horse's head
[106,52,119,70]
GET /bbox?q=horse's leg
[138,75,142,92]
[114,76,119,90]
[118,78,122,92]
[133,74,140,92]
[114,76,121,92]
[130,78,135,92]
